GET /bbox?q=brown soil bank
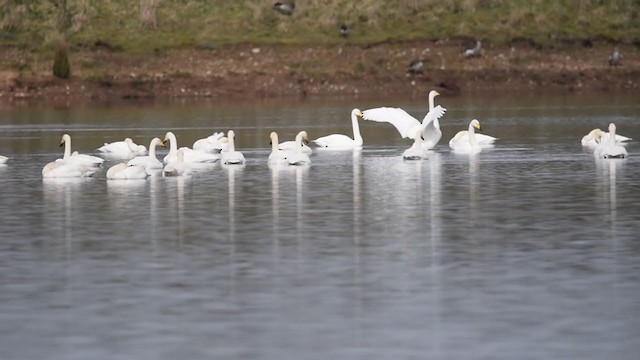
[0,39,638,103]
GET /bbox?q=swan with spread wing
[362,90,446,150]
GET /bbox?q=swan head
[471,119,481,131]
[60,134,71,147]
[429,90,440,98]
[351,108,363,117]
[150,137,163,148]
[608,123,617,135]
[162,132,175,146]
[227,130,235,140]
[297,131,309,145]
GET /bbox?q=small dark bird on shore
[273,2,295,16]
[464,40,481,58]
[340,24,350,38]
[407,59,424,75]
[609,47,623,66]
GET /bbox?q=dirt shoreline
[1,40,638,105]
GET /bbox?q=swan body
[163,149,190,176]
[595,123,628,159]
[363,90,446,149]
[313,108,364,149]
[221,130,246,165]
[268,132,289,164]
[403,129,425,160]
[288,131,311,166]
[127,137,164,170]
[193,132,229,153]
[450,119,482,154]
[449,131,497,147]
[581,128,631,147]
[279,140,312,154]
[60,134,104,167]
[0,155,8,164]
[42,159,96,178]
[97,138,147,157]
[106,163,149,180]
[163,132,219,164]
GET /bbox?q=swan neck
[64,137,71,158]
[295,134,303,154]
[228,135,236,152]
[149,140,157,158]
[271,135,279,152]
[168,133,178,154]
[468,123,478,146]
[352,113,363,144]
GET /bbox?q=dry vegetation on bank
[1,1,638,101]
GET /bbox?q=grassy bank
[1,0,639,53]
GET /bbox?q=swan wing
[362,107,421,139]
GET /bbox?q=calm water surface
[0,95,639,359]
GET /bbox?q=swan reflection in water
[595,157,625,225]
[43,178,90,255]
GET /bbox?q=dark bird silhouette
[340,24,350,38]
[273,2,295,16]
[407,59,424,75]
[609,47,623,66]
[464,40,481,58]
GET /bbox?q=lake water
[1,95,639,359]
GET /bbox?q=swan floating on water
[60,134,104,167]
[193,132,229,153]
[287,131,311,166]
[449,128,497,147]
[312,108,364,149]
[221,130,246,165]
[595,123,628,159]
[127,137,164,170]
[163,131,219,164]
[268,132,289,164]
[163,148,190,176]
[106,163,149,180]
[97,137,147,157]
[581,128,631,147]
[363,90,446,150]
[403,129,425,160]
[42,159,96,178]
[450,119,483,154]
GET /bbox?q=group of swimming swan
[7,90,629,179]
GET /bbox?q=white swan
[288,131,311,166]
[362,90,446,149]
[162,131,219,164]
[268,132,289,164]
[221,130,246,165]
[127,137,164,170]
[106,163,149,180]
[595,123,628,159]
[312,108,364,149]
[60,134,104,167]
[163,148,190,176]
[193,132,229,153]
[97,137,147,157]
[450,119,482,154]
[42,159,96,178]
[449,126,497,147]
[581,128,631,147]
[403,129,425,160]
[0,155,8,164]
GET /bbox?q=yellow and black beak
[475,124,482,132]
[59,141,64,147]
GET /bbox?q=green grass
[1,0,638,53]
